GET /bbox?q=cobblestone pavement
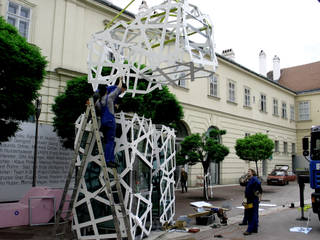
[0,182,315,240]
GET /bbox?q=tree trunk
[203,163,209,200]
[255,160,259,177]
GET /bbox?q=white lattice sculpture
[88,0,217,95]
[72,112,175,239]
[152,125,176,225]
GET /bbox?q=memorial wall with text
[0,122,73,202]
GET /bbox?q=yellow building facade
[1,0,319,185]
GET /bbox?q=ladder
[54,97,132,240]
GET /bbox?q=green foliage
[178,128,229,199]
[120,81,183,127]
[235,133,274,175]
[0,17,47,142]
[235,133,274,162]
[178,128,229,170]
[52,75,184,149]
[52,76,93,149]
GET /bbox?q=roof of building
[216,53,296,94]
[94,0,135,18]
[277,61,320,92]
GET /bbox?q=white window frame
[228,81,236,102]
[244,87,251,107]
[260,94,267,112]
[209,75,218,97]
[281,102,287,119]
[178,73,187,88]
[6,1,32,40]
[290,104,295,121]
[298,101,310,121]
[273,98,278,116]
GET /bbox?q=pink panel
[0,187,70,228]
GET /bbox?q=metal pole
[32,98,41,187]
[32,113,39,187]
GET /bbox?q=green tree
[0,17,47,142]
[177,128,229,200]
[120,82,183,127]
[52,76,184,149]
[52,76,93,149]
[235,133,274,176]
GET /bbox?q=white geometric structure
[152,125,176,225]
[72,112,175,239]
[88,0,217,95]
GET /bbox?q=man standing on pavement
[243,168,262,235]
[180,168,188,193]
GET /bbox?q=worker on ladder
[95,78,127,168]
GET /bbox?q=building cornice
[55,67,87,78]
[75,0,134,20]
[216,53,297,96]
[181,101,297,134]
[296,88,320,95]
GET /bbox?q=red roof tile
[278,61,320,92]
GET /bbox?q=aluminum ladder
[54,97,132,240]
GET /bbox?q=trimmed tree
[235,133,274,176]
[177,128,229,200]
[52,75,184,149]
[0,17,47,142]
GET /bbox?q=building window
[281,102,287,119]
[275,140,279,152]
[178,79,186,87]
[244,87,251,107]
[260,94,266,112]
[178,73,186,87]
[228,81,235,102]
[245,133,250,137]
[273,98,278,116]
[290,105,295,121]
[209,75,218,97]
[7,1,31,39]
[292,143,296,154]
[298,101,310,120]
[283,141,288,153]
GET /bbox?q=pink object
[0,187,70,228]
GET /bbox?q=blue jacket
[245,176,262,203]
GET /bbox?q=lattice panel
[152,125,176,225]
[87,0,217,95]
[72,112,175,239]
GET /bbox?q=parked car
[267,165,296,185]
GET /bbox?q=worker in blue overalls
[243,168,262,235]
[95,79,127,168]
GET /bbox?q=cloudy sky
[113,0,320,73]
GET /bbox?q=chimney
[259,50,267,76]
[273,55,280,81]
[222,49,235,61]
[138,0,149,13]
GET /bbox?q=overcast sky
[113,0,320,73]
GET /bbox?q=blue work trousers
[101,117,116,163]
[246,200,259,232]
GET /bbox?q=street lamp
[32,97,42,187]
